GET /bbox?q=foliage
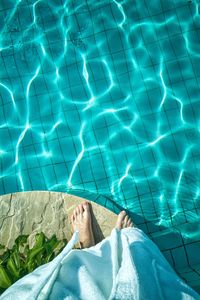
[0,233,67,295]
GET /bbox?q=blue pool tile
[138,222,148,234]
[2,152,15,171]
[54,163,68,181]
[162,250,174,268]
[29,97,42,120]
[20,170,32,191]
[185,242,200,266]
[152,230,183,251]
[171,35,187,58]
[3,175,19,194]
[132,213,146,226]
[65,111,81,129]
[188,280,200,294]
[166,60,182,85]
[146,221,159,234]
[134,47,152,68]
[194,264,200,273]
[92,194,107,207]
[28,168,46,190]
[134,0,150,19]
[172,212,187,226]
[171,246,189,269]
[71,168,84,186]
[146,43,161,65]
[79,158,94,182]
[67,64,83,87]
[179,57,195,80]
[181,271,200,282]
[48,140,64,164]
[95,178,110,192]
[34,76,48,95]
[185,210,199,223]
[42,165,57,186]
[59,137,78,161]
[0,129,13,150]
[23,146,39,169]
[176,4,193,24]
[161,39,176,61]
[90,152,106,172]
[55,122,71,139]
[83,181,97,192]
[191,56,200,77]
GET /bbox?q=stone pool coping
[0,191,117,249]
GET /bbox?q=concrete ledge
[0,191,118,248]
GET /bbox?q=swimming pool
[1,0,200,289]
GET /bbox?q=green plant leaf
[0,266,12,289]
[7,257,19,279]
[0,232,67,293]
[13,251,21,270]
[15,235,28,247]
[28,246,44,261]
[35,233,45,248]
[0,251,10,265]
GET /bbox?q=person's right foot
[71,201,95,249]
[115,210,134,229]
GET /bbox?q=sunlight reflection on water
[1,0,200,237]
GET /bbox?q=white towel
[1,228,199,300]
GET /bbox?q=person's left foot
[115,210,134,230]
[71,201,95,249]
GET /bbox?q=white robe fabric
[1,227,200,300]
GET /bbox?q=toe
[71,213,77,233]
[71,214,74,223]
[120,211,126,219]
[127,217,131,224]
[73,211,77,221]
[75,206,80,215]
[83,200,90,206]
[116,210,126,229]
[73,207,79,222]
[83,201,90,212]
[78,204,84,221]
[129,222,134,227]
[123,215,129,227]
[127,218,132,227]
[120,210,126,216]
[77,205,83,221]
[79,204,84,214]
[72,207,77,216]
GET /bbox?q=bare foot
[71,201,95,249]
[115,210,134,230]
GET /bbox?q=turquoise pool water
[1,0,200,238]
